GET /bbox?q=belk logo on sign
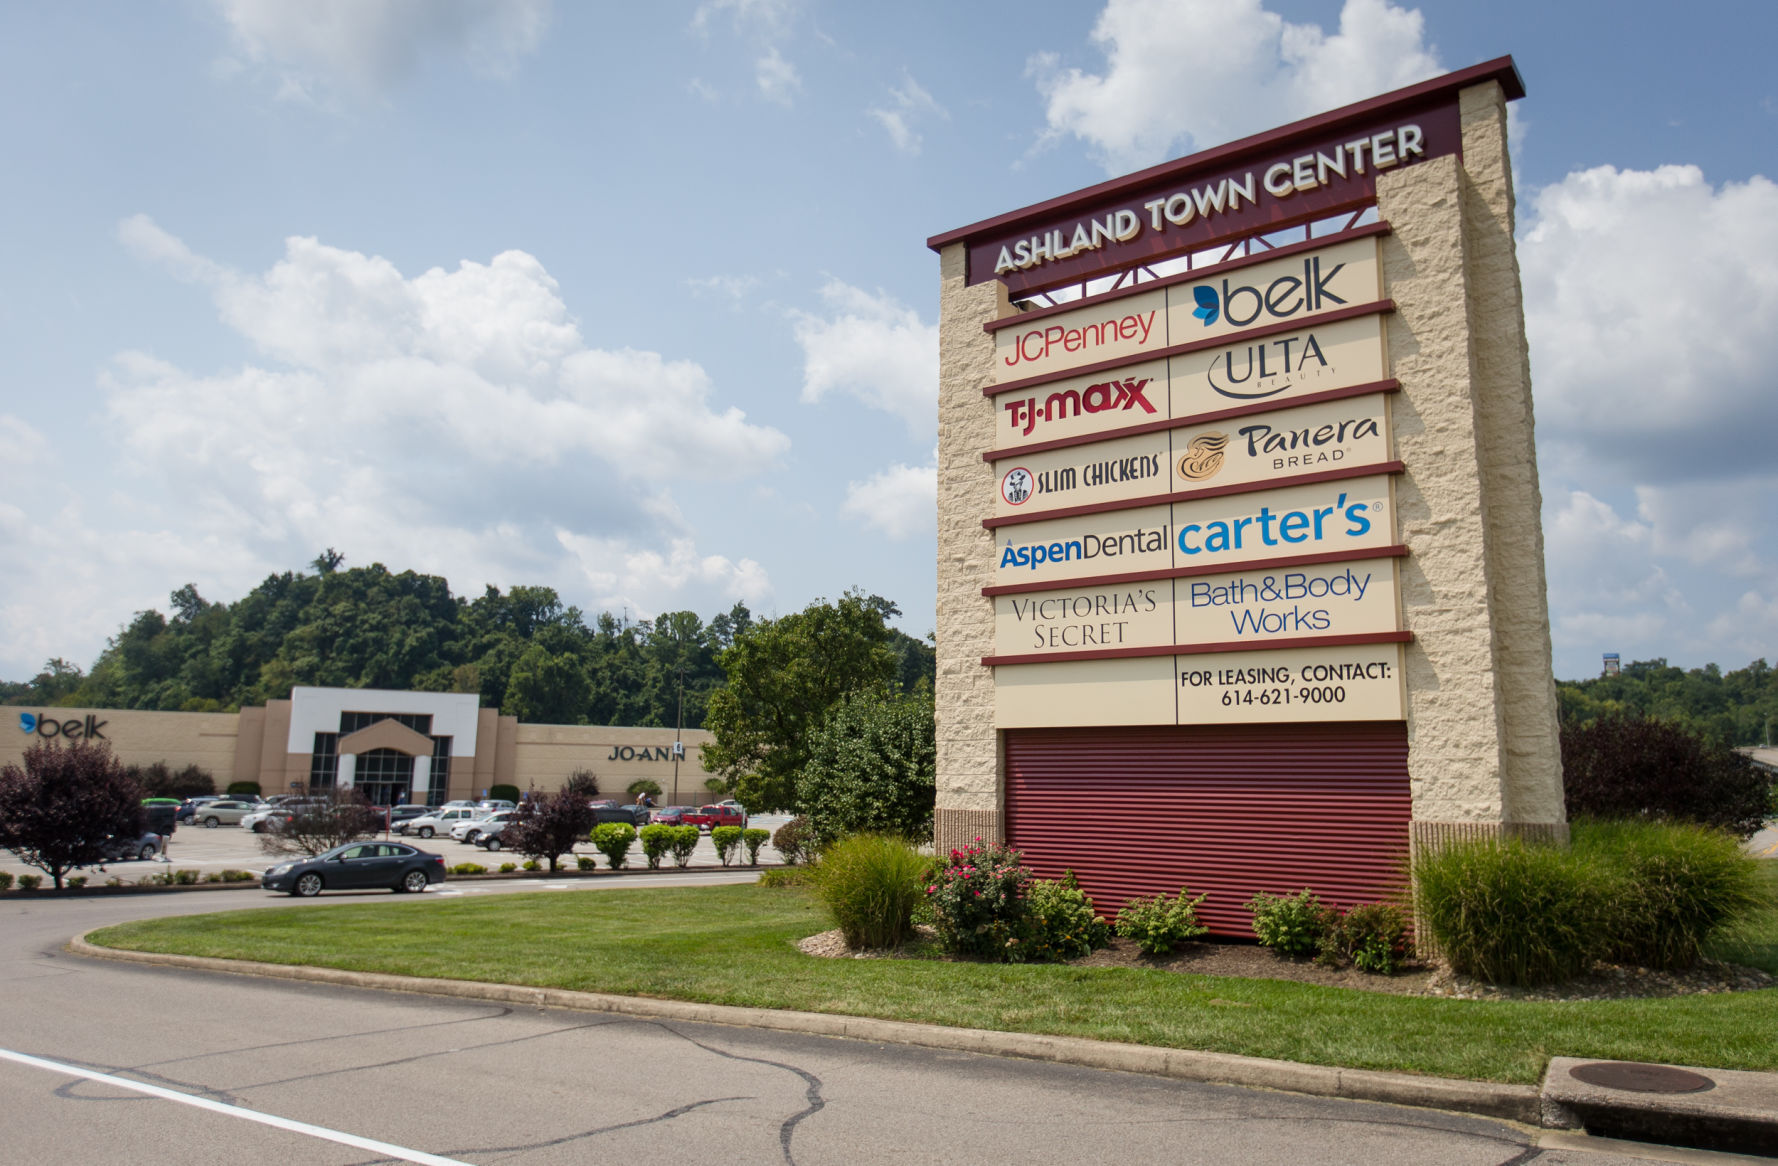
[18,712,107,740]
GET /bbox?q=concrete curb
[68,932,1538,1125]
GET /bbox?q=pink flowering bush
[926,838,1032,960]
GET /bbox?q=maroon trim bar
[983,300,1393,399]
[981,630,1414,668]
[983,379,1400,463]
[984,461,1404,530]
[981,544,1411,598]
[928,57,1522,295]
[980,222,1392,333]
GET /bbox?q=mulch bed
[797,928,1775,1001]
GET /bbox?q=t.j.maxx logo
[18,712,108,740]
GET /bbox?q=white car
[399,806,485,839]
[452,810,513,844]
[240,806,292,833]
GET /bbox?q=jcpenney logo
[1002,377,1157,438]
[18,712,107,740]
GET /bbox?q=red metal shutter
[1003,722,1410,938]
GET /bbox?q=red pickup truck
[681,804,746,832]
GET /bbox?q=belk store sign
[18,712,107,740]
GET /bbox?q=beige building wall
[3,707,243,779]
[507,724,717,804]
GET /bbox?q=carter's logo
[1192,286,1220,326]
[18,713,35,734]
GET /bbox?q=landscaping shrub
[172,869,200,885]
[669,825,699,868]
[499,862,517,873]
[816,834,929,949]
[451,863,487,875]
[712,825,743,866]
[489,784,521,805]
[758,867,816,888]
[1576,818,1764,971]
[1116,886,1209,955]
[1023,871,1113,961]
[742,827,770,865]
[225,780,260,797]
[522,860,540,871]
[125,761,216,799]
[1413,838,1608,986]
[772,817,815,866]
[0,872,13,891]
[592,823,637,870]
[219,869,255,883]
[796,689,935,848]
[927,839,1031,960]
[1562,714,1768,838]
[626,778,663,799]
[1247,889,1335,958]
[638,823,672,869]
[1318,902,1412,974]
[576,855,596,871]
[563,769,600,797]
[66,875,87,889]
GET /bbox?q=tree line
[0,551,936,734]
[1557,657,1778,746]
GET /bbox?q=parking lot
[0,813,793,883]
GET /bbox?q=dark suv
[588,800,650,827]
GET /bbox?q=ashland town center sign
[927,58,1566,935]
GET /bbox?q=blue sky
[3,0,1776,684]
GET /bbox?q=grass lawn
[88,876,1778,1087]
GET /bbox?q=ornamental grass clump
[926,838,1031,960]
[1115,886,1209,955]
[815,834,929,949]
[1413,837,1607,987]
[1023,871,1113,961]
[1575,818,1764,971]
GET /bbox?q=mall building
[7,686,717,807]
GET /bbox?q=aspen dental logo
[1185,255,1347,330]
[999,524,1170,571]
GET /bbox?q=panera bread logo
[1177,433,1229,481]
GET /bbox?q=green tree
[503,644,592,725]
[798,686,936,846]
[0,739,145,888]
[702,591,899,812]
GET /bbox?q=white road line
[0,1047,473,1166]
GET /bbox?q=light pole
[671,663,685,805]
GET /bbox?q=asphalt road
[0,879,1708,1165]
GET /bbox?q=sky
[2,0,1776,685]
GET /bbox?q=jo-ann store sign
[927,55,1569,888]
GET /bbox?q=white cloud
[687,273,765,303]
[841,458,936,541]
[556,530,773,618]
[1031,0,1441,174]
[754,46,801,105]
[1522,164,1778,480]
[790,281,937,439]
[868,73,947,156]
[211,0,550,102]
[0,415,50,474]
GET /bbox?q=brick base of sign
[934,807,1002,856]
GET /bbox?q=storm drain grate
[1569,1062,1716,1094]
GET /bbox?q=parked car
[453,810,514,844]
[97,831,164,862]
[588,799,649,827]
[398,806,485,839]
[476,799,517,813]
[474,817,517,850]
[683,804,746,832]
[192,799,262,827]
[261,841,447,896]
[650,805,695,826]
[240,806,296,834]
[439,799,479,810]
[385,804,432,828]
